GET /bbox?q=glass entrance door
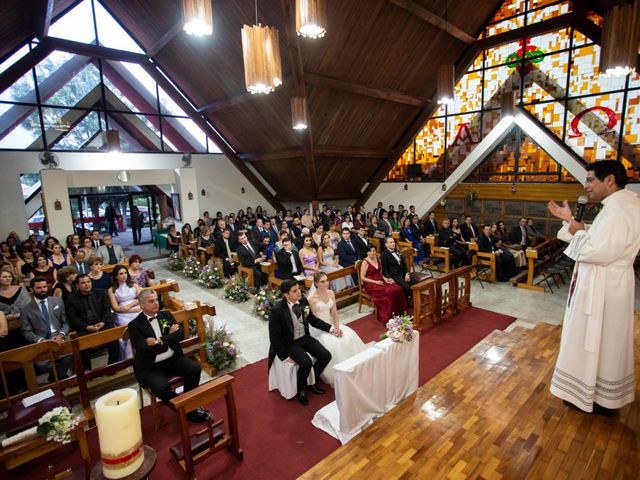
[128,193,158,245]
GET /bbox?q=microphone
[574,195,588,222]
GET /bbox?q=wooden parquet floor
[301,314,640,480]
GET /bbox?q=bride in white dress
[307,272,366,387]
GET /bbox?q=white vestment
[550,189,640,411]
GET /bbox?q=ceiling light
[182,0,213,36]
[296,0,327,39]
[599,1,640,77]
[291,97,308,130]
[242,23,283,94]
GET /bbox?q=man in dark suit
[460,216,479,242]
[72,250,90,275]
[20,277,72,380]
[275,238,304,280]
[510,217,529,249]
[353,226,369,259]
[251,219,267,243]
[268,279,340,405]
[337,228,358,268]
[236,233,268,287]
[373,202,385,219]
[423,211,440,236]
[65,274,119,369]
[214,229,238,278]
[128,290,210,423]
[380,236,414,300]
[477,225,518,282]
[90,230,103,250]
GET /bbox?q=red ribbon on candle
[101,443,142,466]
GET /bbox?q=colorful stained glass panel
[484,65,520,109]
[522,50,569,104]
[486,15,525,38]
[524,101,565,139]
[452,70,483,114]
[526,2,570,25]
[569,44,627,96]
[621,88,640,181]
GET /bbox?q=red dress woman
[360,246,407,324]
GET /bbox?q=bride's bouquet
[384,314,415,343]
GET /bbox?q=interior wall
[364,183,442,215]
[0,151,271,238]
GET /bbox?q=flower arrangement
[168,252,185,271]
[199,264,224,289]
[253,288,282,321]
[384,314,415,343]
[37,406,78,444]
[223,274,252,303]
[205,327,240,372]
[183,257,202,279]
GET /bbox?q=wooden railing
[411,266,473,332]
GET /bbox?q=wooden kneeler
[170,375,243,479]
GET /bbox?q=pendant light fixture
[295,0,327,39]
[436,64,455,105]
[291,97,308,130]
[242,1,283,94]
[599,0,640,77]
[182,0,213,36]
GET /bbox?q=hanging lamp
[295,0,327,38]
[182,0,213,36]
[242,1,283,94]
[436,64,454,105]
[599,0,640,77]
[291,97,308,130]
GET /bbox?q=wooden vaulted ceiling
[0,0,625,209]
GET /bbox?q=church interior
[0,0,639,478]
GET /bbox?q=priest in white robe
[547,160,640,414]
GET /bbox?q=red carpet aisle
[11,307,514,480]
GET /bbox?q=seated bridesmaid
[359,245,407,324]
[307,272,366,387]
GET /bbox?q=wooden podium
[170,375,243,479]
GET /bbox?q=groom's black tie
[292,303,302,318]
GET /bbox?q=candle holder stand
[90,445,157,480]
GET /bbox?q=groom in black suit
[128,290,211,423]
[268,279,341,405]
[380,236,415,300]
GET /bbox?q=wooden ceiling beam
[0,38,54,97]
[280,0,318,200]
[242,145,392,162]
[197,92,254,113]
[49,37,149,64]
[146,20,184,57]
[388,0,476,44]
[305,72,429,107]
[33,0,55,40]
[240,147,304,162]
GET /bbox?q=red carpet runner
[12,306,514,480]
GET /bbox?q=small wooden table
[90,445,157,480]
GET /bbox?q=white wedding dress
[309,297,366,387]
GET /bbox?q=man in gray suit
[20,277,72,380]
[96,234,125,265]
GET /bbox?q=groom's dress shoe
[298,391,309,406]
[308,385,325,395]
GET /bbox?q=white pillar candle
[95,388,145,478]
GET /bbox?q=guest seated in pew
[108,265,142,358]
[65,274,120,369]
[401,218,425,263]
[166,224,180,253]
[460,215,479,242]
[526,218,545,242]
[97,235,125,265]
[360,245,407,324]
[236,233,268,287]
[20,277,72,381]
[215,229,238,278]
[509,217,530,250]
[268,279,339,406]
[88,256,110,291]
[128,290,211,423]
[275,238,304,280]
[307,272,366,387]
[493,222,526,268]
[299,235,320,277]
[439,218,472,267]
[128,255,154,288]
[478,225,518,282]
[380,236,417,302]
[52,266,78,301]
[29,253,56,287]
[0,267,32,317]
[318,233,354,292]
[353,226,369,260]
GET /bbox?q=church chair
[354,260,376,316]
[268,354,316,400]
[237,264,255,287]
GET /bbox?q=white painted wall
[364,183,442,216]
[0,151,271,238]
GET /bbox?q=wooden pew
[144,279,182,311]
[425,236,452,273]
[368,237,382,254]
[468,242,497,283]
[231,253,255,287]
[99,259,129,274]
[411,266,473,331]
[303,265,359,303]
[517,238,563,293]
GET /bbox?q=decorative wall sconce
[511,183,517,193]
[441,183,447,191]
[241,187,245,194]
[54,199,62,211]
[201,189,206,196]
[188,192,194,200]
[403,183,408,191]
[439,198,448,207]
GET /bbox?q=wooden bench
[425,236,452,273]
[468,242,497,283]
[145,279,182,311]
[231,253,256,287]
[411,265,473,331]
[517,238,564,293]
[99,259,129,273]
[368,237,382,254]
